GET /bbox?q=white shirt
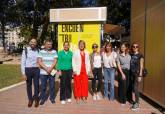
[103,51,117,68]
[93,55,102,68]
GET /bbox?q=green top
[57,50,73,70]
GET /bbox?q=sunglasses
[132,46,139,48]
[92,45,98,49]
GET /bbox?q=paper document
[51,69,57,76]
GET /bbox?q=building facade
[0,26,24,51]
[5,26,24,48]
[131,0,165,107]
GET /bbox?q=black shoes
[50,100,55,104]
[39,99,55,105]
[40,100,45,105]
[34,99,39,107]
[28,100,33,107]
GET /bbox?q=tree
[0,0,20,52]
[17,0,59,46]
[0,0,131,51]
[98,0,131,35]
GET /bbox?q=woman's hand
[57,70,62,76]
[121,73,126,80]
[88,71,94,78]
[73,71,77,75]
[138,77,142,82]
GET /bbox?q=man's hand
[22,75,27,81]
[46,67,53,75]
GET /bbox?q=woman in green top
[57,41,73,105]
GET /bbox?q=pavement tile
[0,81,161,114]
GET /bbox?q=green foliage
[0,0,130,48]
[0,64,22,89]
[19,26,32,42]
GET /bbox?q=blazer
[72,49,91,75]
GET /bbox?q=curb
[0,81,25,92]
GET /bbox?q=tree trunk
[39,13,49,46]
[1,19,6,53]
[31,11,39,38]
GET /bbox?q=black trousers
[60,69,72,101]
[25,67,40,101]
[118,69,130,103]
[131,74,140,103]
[127,71,133,102]
[92,68,102,93]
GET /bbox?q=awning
[104,24,124,35]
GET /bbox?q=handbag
[143,68,148,77]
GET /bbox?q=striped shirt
[38,49,58,75]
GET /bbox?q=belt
[25,67,39,69]
[122,68,129,70]
[104,67,116,69]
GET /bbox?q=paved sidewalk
[0,81,161,114]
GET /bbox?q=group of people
[21,37,144,111]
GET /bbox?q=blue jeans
[104,67,115,100]
[40,75,55,101]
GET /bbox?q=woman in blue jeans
[102,42,117,101]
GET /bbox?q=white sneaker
[93,95,97,100]
[61,100,66,105]
[67,99,72,103]
[96,94,101,100]
[131,103,140,111]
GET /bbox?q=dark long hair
[104,42,112,53]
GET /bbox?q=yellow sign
[58,23,101,53]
